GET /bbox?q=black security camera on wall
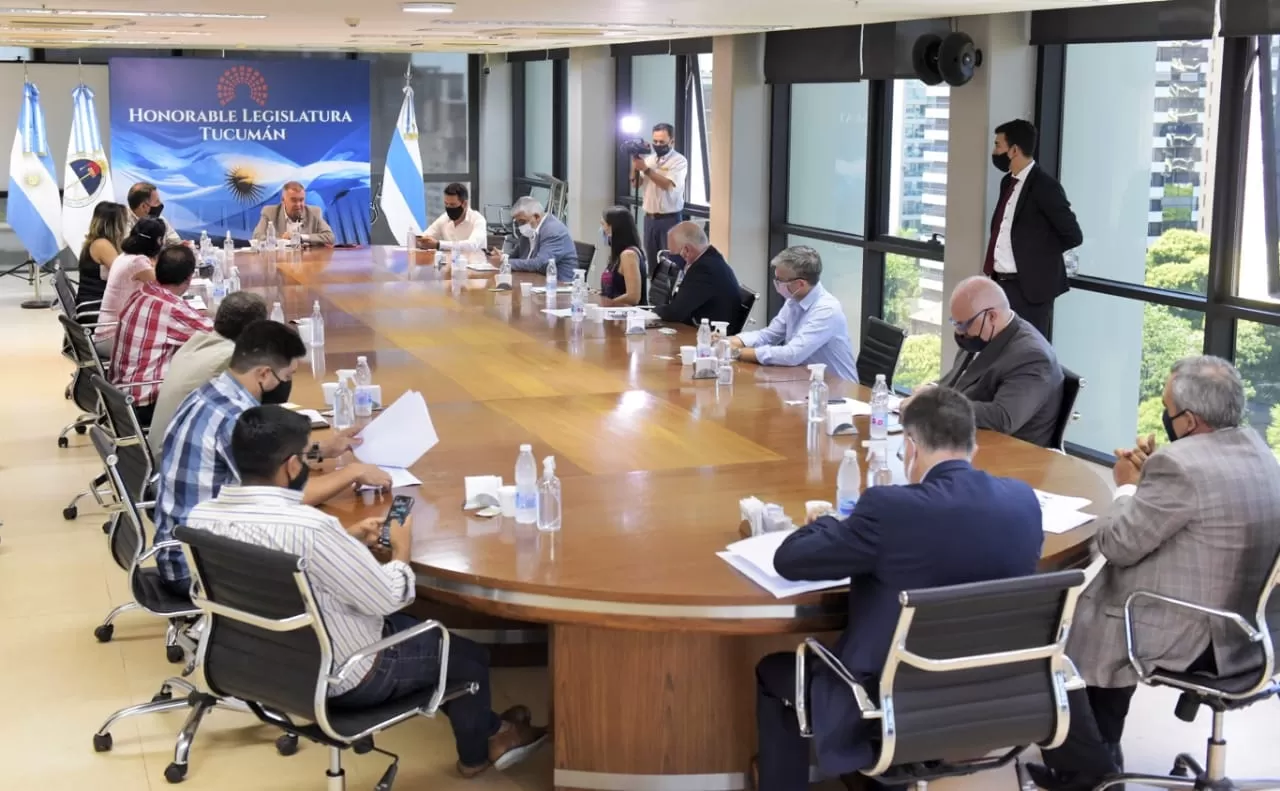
[912,31,983,87]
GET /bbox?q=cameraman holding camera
[631,122,688,273]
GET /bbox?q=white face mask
[518,218,539,239]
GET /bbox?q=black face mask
[1162,408,1189,443]
[652,143,671,157]
[260,377,293,405]
[991,152,1012,173]
[445,204,465,221]
[287,455,311,491]
[955,332,991,354]
[148,202,164,218]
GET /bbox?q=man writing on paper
[154,320,391,598]
[751,387,1043,791]
[1027,356,1280,791]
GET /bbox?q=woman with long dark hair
[75,201,129,313]
[598,206,648,307]
[95,217,166,356]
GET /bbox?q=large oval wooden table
[228,246,1109,791]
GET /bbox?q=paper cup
[495,273,513,289]
[499,485,517,518]
[519,281,533,296]
[680,346,696,365]
[321,382,339,406]
[336,368,356,381]
[805,500,835,522]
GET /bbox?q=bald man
[654,222,741,327]
[932,275,1063,448]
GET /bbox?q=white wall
[0,63,110,189]
[478,60,512,211]
[566,46,616,283]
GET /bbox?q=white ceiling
[0,0,1164,53]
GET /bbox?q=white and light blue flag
[62,83,112,257]
[6,81,63,264]
[378,83,426,246]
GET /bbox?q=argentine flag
[6,81,62,264]
[62,83,113,257]
[378,83,426,246]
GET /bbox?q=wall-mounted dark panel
[764,26,863,84]
[610,37,712,57]
[860,18,954,80]
[1030,0,1214,44]
[506,49,569,63]
[1222,0,1280,36]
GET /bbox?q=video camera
[620,138,651,158]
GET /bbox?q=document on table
[718,530,849,598]
[186,295,208,311]
[353,390,438,469]
[1035,489,1096,534]
[466,262,499,272]
[1035,489,1092,513]
[599,306,660,322]
[532,286,575,294]
[541,308,574,318]
[358,466,422,491]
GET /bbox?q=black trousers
[1040,685,1136,779]
[643,212,681,277]
[756,652,812,791]
[994,277,1054,340]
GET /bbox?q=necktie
[983,175,1017,276]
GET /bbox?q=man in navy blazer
[489,195,579,284]
[753,387,1044,790]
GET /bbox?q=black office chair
[729,285,758,336]
[1092,550,1280,791]
[90,373,157,534]
[57,314,116,522]
[794,570,1089,789]
[573,241,596,273]
[857,316,908,388]
[649,251,680,309]
[175,525,477,790]
[53,262,101,327]
[1049,367,1084,452]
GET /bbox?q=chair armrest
[82,321,117,330]
[1124,590,1262,681]
[117,379,165,390]
[1082,554,1106,588]
[329,619,452,716]
[795,637,880,738]
[136,538,181,565]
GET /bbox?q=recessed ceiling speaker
[912,31,984,87]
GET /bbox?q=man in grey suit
[1028,356,1280,791]
[251,181,335,247]
[935,275,1063,447]
[487,196,578,284]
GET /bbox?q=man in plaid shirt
[111,245,212,426]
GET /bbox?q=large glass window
[524,60,554,179]
[688,53,713,207]
[883,254,944,390]
[1237,320,1280,458]
[1060,40,1217,295]
[631,54,677,137]
[786,83,869,234]
[410,53,469,175]
[786,235,863,351]
[1240,34,1280,305]
[888,80,949,242]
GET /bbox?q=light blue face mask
[600,228,611,247]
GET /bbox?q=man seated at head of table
[1027,356,1280,791]
[148,291,269,456]
[727,244,857,381]
[110,245,213,427]
[653,221,741,327]
[126,181,183,247]
[933,274,1063,448]
[752,386,1043,791]
[153,320,392,599]
[187,405,549,777]
[486,196,577,283]
[415,182,487,253]
[252,180,336,248]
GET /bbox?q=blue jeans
[331,613,501,767]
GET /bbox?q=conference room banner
[109,58,372,245]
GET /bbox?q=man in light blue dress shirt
[729,245,859,381]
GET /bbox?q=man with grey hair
[729,245,857,381]
[252,181,335,247]
[488,196,577,283]
[1028,357,1280,791]
[654,221,740,326]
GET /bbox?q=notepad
[1035,489,1096,534]
[719,530,849,598]
[362,466,422,491]
[466,262,499,272]
[187,295,208,312]
[541,308,574,318]
[353,390,438,470]
[532,286,575,295]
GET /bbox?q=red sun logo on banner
[216,66,269,107]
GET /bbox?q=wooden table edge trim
[553,768,745,791]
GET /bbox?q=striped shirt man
[112,281,213,406]
[186,485,415,695]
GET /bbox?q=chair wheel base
[57,436,69,449]
[164,762,187,784]
[102,521,112,534]
[92,732,113,752]
[275,733,299,756]
[151,689,173,703]
[94,624,114,643]
[74,424,87,435]
[63,505,77,520]
[165,644,184,663]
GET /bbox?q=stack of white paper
[717,530,849,598]
[353,391,438,483]
[532,285,575,295]
[1035,489,1096,535]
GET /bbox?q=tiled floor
[2,276,1278,791]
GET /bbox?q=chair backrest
[573,241,595,272]
[730,286,757,336]
[1050,368,1083,451]
[90,373,148,448]
[90,426,147,573]
[650,252,679,309]
[858,316,908,388]
[53,264,78,318]
[869,569,1087,772]
[178,525,329,726]
[59,313,108,414]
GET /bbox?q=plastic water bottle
[310,300,325,346]
[836,449,861,518]
[451,243,466,274]
[210,257,225,301]
[808,363,829,423]
[265,223,277,252]
[354,356,373,418]
[867,446,893,488]
[199,229,210,258]
[333,374,356,432]
[270,301,285,324]
[545,257,557,294]
[406,225,417,252]
[223,230,235,262]
[536,456,562,532]
[870,374,890,440]
[515,444,538,525]
[227,265,241,294]
[696,318,713,358]
[570,271,586,323]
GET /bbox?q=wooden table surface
[225,246,1110,789]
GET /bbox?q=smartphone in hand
[379,495,415,548]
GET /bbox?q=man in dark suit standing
[986,119,1083,338]
[752,387,1043,790]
